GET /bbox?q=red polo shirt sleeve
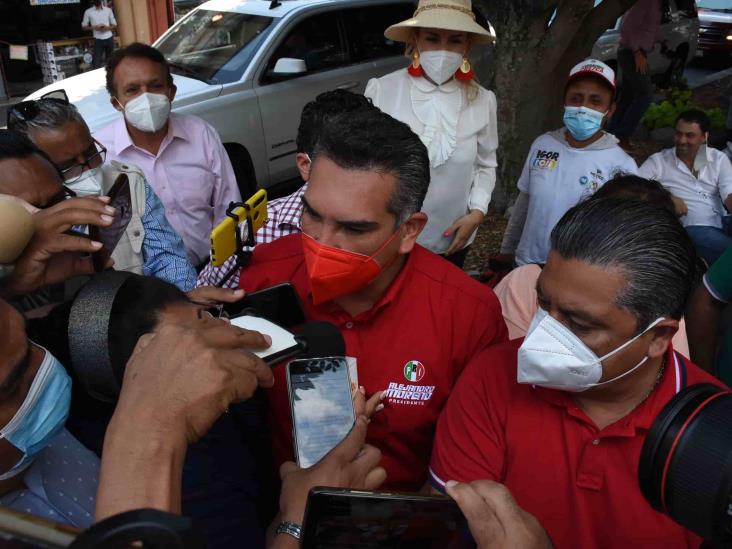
[430,340,516,488]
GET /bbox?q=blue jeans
[686,221,732,265]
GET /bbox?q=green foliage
[642,88,725,130]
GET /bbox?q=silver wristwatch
[275,520,302,540]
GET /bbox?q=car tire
[223,143,257,198]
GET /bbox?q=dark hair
[29,274,188,376]
[106,275,189,372]
[310,109,430,224]
[676,109,711,134]
[105,43,173,97]
[9,99,86,140]
[297,90,377,156]
[0,128,57,170]
[550,197,698,330]
[592,174,675,215]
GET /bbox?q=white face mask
[517,308,665,393]
[419,50,463,85]
[120,92,171,133]
[65,166,105,197]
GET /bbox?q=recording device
[287,357,355,468]
[0,197,33,266]
[88,174,132,272]
[210,190,268,267]
[230,315,301,365]
[301,488,473,549]
[639,383,732,547]
[224,282,305,328]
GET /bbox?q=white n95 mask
[65,166,105,197]
[517,308,665,392]
[419,50,463,85]
[121,92,171,133]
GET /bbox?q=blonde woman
[365,0,496,267]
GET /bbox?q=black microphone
[292,321,346,358]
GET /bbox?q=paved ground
[685,55,732,88]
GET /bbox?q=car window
[157,9,276,85]
[697,0,732,10]
[263,12,347,81]
[342,4,414,62]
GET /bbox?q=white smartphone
[286,357,356,468]
[229,315,300,364]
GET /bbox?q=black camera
[639,383,732,547]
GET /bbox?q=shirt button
[345,321,354,329]
[592,439,600,446]
[133,230,141,237]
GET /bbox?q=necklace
[622,354,667,418]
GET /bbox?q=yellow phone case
[210,190,267,267]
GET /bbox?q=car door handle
[336,81,359,90]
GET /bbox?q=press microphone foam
[293,321,346,358]
[0,197,33,264]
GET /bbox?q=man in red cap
[500,58,638,267]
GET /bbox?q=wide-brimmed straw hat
[385,0,496,45]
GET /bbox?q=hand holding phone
[89,174,132,272]
[287,357,356,468]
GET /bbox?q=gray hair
[550,197,699,331]
[8,99,86,139]
[310,109,430,226]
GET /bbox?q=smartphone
[210,189,268,267]
[287,357,355,468]
[224,282,305,328]
[88,174,132,272]
[302,488,474,549]
[229,315,301,365]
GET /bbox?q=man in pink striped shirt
[95,43,241,267]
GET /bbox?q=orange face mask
[301,231,399,305]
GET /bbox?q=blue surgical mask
[0,346,71,480]
[563,106,606,141]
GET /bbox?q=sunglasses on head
[7,89,70,128]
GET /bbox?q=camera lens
[639,383,732,544]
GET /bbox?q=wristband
[275,521,302,540]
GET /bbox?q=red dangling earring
[408,51,424,77]
[455,58,475,81]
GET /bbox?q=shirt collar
[412,75,460,94]
[533,346,682,432]
[672,145,711,174]
[111,112,183,156]
[274,184,306,231]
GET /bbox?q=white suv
[28,0,415,196]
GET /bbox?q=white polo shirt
[82,6,116,40]
[515,129,638,265]
[639,146,732,228]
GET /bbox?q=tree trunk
[473,0,639,211]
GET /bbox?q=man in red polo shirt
[239,109,507,491]
[431,196,724,548]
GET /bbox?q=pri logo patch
[403,360,425,383]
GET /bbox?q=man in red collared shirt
[431,196,725,548]
[239,109,507,491]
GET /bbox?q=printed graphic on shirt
[532,150,560,170]
[579,167,606,197]
[384,382,435,406]
[404,360,426,382]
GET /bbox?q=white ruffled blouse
[365,69,498,254]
